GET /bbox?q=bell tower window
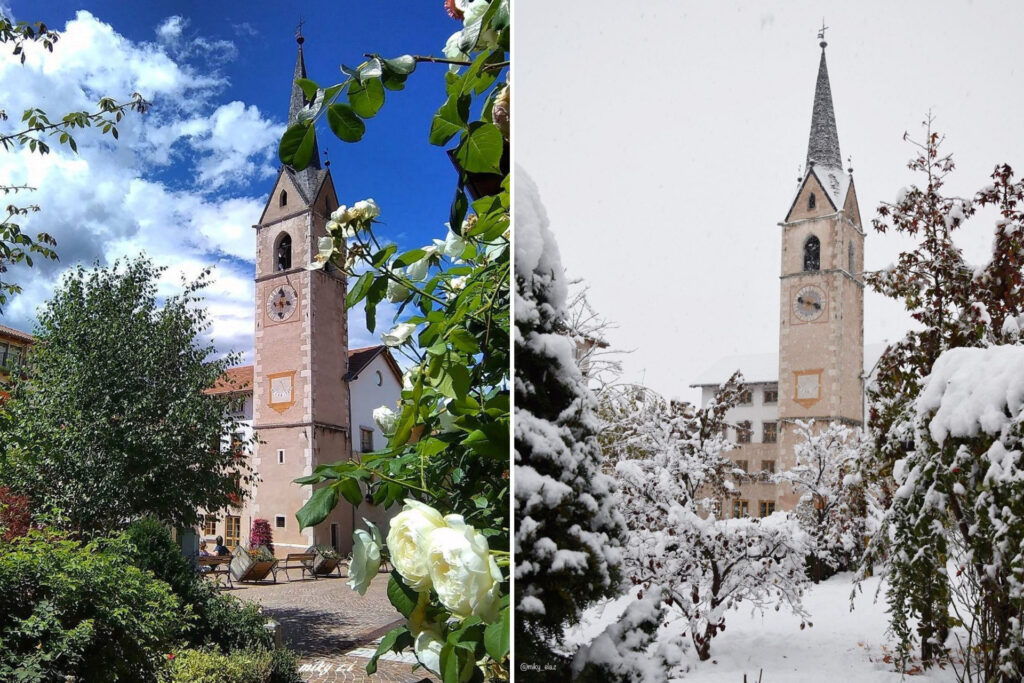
[808,192,816,210]
[276,233,292,271]
[279,190,288,207]
[803,235,820,272]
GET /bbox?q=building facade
[0,323,32,385]
[692,39,880,516]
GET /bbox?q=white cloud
[0,10,270,359]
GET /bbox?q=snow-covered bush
[609,378,810,661]
[879,346,1024,681]
[778,421,874,580]
[514,167,627,675]
[571,587,687,683]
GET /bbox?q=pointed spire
[288,31,309,126]
[286,27,322,194]
[805,37,842,171]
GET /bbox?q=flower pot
[306,545,344,577]
[230,545,278,583]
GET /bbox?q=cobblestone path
[232,571,436,682]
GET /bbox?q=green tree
[0,257,251,534]
[0,14,148,313]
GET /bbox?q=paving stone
[231,571,437,682]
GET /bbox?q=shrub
[0,529,186,682]
[250,518,274,555]
[122,518,273,653]
[0,485,30,541]
[165,648,301,683]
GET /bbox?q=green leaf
[295,77,319,101]
[296,485,339,529]
[429,94,470,146]
[449,328,480,354]
[394,248,426,268]
[381,70,408,91]
[339,477,363,506]
[391,406,416,447]
[484,609,510,661]
[323,82,345,103]
[326,103,365,143]
[450,185,468,236]
[292,125,317,170]
[346,272,374,308]
[366,625,408,675]
[383,54,416,75]
[453,122,503,174]
[278,123,312,167]
[386,571,419,617]
[419,437,448,458]
[441,643,460,683]
[371,244,398,268]
[349,78,386,119]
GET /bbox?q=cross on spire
[817,19,828,48]
[295,17,305,44]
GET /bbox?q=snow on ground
[567,572,958,682]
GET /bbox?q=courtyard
[231,572,435,683]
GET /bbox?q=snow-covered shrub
[514,168,627,675]
[609,378,810,661]
[779,421,873,580]
[571,587,687,683]
[880,346,1024,681]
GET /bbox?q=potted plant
[230,544,278,583]
[306,545,345,577]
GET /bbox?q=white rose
[443,228,468,259]
[386,499,447,591]
[413,627,444,676]
[382,322,417,346]
[405,246,437,282]
[426,515,502,621]
[331,205,353,224]
[402,369,416,392]
[443,31,469,66]
[372,405,397,435]
[352,198,380,221]
[386,278,410,303]
[348,520,382,595]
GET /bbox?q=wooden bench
[271,552,317,582]
[198,555,233,588]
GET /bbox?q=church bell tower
[248,34,354,553]
[776,36,865,504]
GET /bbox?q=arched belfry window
[848,241,855,273]
[279,190,288,207]
[803,235,820,272]
[808,192,816,210]
[276,233,292,271]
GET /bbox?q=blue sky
[1,1,465,358]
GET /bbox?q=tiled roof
[346,345,403,384]
[205,365,254,396]
[0,323,34,345]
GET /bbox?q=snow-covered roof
[691,342,889,388]
[690,352,778,387]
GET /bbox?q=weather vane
[817,19,828,47]
[295,17,305,44]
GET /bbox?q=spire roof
[285,34,323,198]
[805,42,842,171]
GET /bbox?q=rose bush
[280,2,510,679]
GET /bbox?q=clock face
[793,285,826,322]
[266,284,297,322]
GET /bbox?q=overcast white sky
[516,0,1024,403]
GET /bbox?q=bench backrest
[198,556,230,566]
[284,553,315,562]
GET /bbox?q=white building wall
[350,354,403,455]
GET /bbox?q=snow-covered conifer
[514,167,627,675]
